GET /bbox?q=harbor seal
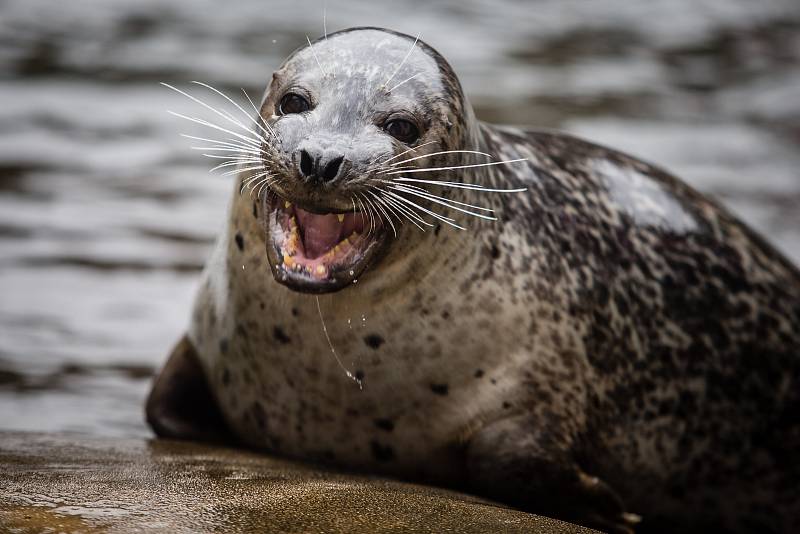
[147,28,800,533]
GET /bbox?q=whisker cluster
[362,148,528,231]
[163,81,278,199]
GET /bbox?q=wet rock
[0,432,597,534]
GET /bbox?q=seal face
[257,29,470,293]
[149,27,800,534]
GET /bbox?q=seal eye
[278,93,310,115]
[384,119,419,144]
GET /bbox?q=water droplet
[349,270,354,276]
[353,279,358,284]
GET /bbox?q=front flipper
[466,415,640,534]
[145,335,234,444]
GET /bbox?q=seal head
[257,28,476,293]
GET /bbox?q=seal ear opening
[145,335,235,445]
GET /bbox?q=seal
[147,28,800,534]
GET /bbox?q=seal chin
[264,193,389,294]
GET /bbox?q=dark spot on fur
[355,370,365,381]
[273,326,291,344]
[252,201,258,218]
[291,307,299,317]
[374,418,395,432]
[234,232,244,251]
[503,401,511,409]
[370,440,395,462]
[430,383,449,395]
[222,367,230,385]
[490,244,500,259]
[219,338,229,354]
[364,334,384,349]
[474,369,484,378]
[441,310,450,320]
[434,224,442,236]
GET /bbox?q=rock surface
[0,432,598,533]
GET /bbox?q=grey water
[1,0,799,437]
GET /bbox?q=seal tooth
[316,265,327,276]
[337,214,345,223]
[285,201,291,209]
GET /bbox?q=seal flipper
[146,335,235,445]
[466,415,639,534]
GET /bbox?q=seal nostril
[322,156,344,182]
[299,149,314,178]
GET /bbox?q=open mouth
[264,194,388,293]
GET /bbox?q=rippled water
[1,0,799,437]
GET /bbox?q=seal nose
[297,149,345,183]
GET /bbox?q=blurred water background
[0,0,799,437]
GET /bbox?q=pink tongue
[296,209,343,259]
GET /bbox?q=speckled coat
[149,28,800,534]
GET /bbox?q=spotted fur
[153,28,800,534]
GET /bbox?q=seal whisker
[209,159,263,174]
[182,134,263,153]
[386,149,494,168]
[243,173,274,197]
[206,157,262,171]
[381,140,438,164]
[189,81,276,139]
[389,184,497,221]
[241,88,282,143]
[383,158,529,175]
[167,111,263,149]
[387,72,423,93]
[382,193,433,228]
[204,156,262,171]
[380,165,416,172]
[162,83,268,144]
[360,192,385,238]
[364,193,382,237]
[315,296,362,388]
[382,190,465,230]
[306,35,329,78]
[323,0,331,42]
[240,171,272,194]
[382,32,420,89]
[244,175,269,195]
[201,153,262,161]
[389,182,496,212]
[221,164,265,177]
[376,193,420,230]
[370,186,429,231]
[191,146,264,156]
[366,191,398,237]
[393,177,527,193]
[254,176,276,198]
[355,193,372,235]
